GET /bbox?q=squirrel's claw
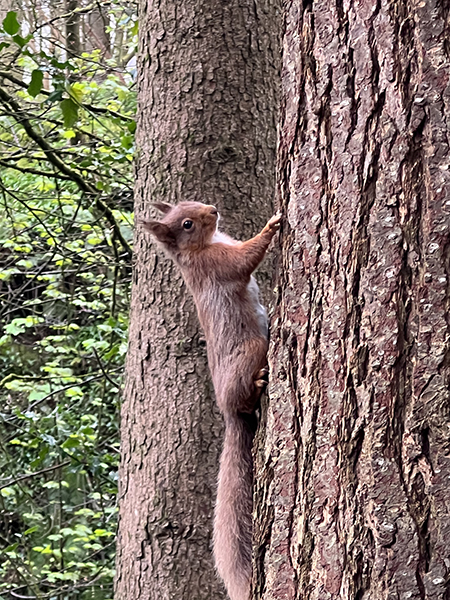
[266,212,282,231]
[255,367,269,381]
[254,367,269,390]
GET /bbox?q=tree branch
[0,70,134,122]
[0,85,132,259]
[0,158,72,180]
[0,461,71,491]
[34,0,112,31]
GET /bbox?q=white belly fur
[211,228,268,338]
[247,276,268,338]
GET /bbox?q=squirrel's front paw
[265,213,282,234]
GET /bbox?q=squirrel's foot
[254,367,269,390]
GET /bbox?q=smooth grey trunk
[253,1,450,599]
[115,1,280,598]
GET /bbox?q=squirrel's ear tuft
[152,202,173,215]
[142,220,175,245]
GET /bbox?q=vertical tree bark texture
[115,1,279,599]
[254,1,450,599]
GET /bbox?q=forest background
[0,1,137,597]
[4,0,449,599]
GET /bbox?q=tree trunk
[83,4,110,57]
[65,0,80,57]
[115,1,279,599]
[254,1,450,599]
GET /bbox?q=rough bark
[115,1,279,599]
[254,1,450,599]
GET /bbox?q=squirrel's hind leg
[253,366,269,392]
[217,338,268,415]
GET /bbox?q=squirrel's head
[143,201,219,254]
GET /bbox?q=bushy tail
[214,413,256,600]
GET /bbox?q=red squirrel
[143,201,281,600]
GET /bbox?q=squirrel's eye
[183,220,193,230]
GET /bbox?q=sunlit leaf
[121,134,133,149]
[69,82,84,103]
[23,526,39,535]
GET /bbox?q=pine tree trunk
[115,1,279,598]
[254,1,450,599]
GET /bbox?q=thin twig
[0,70,134,122]
[0,158,72,180]
[0,461,71,491]
[93,347,121,388]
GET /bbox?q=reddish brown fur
[143,201,280,600]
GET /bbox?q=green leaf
[28,386,51,402]
[27,70,44,97]
[60,98,79,128]
[86,235,102,246]
[61,527,76,535]
[121,134,133,149]
[69,82,84,103]
[5,322,25,335]
[23,526,39,535]
[5,316,44,335]
[3,11,20,35]
[42,481,59,489]
[50,56,72,70]
[12,33,32,48]
[62,436,80,449]
[46,89,64,103]
[4,543,18,553]
[127,120,136,134]
[103,345,119,361]
[65,386,83,397]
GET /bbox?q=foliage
[0,2,137,597]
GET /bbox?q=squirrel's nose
[209,206,218,216]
